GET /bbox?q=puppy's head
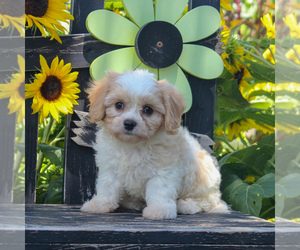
[86,70,186,143]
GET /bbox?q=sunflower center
[41,76,62,101]
[25,0,49,17]
[135,21,183,69]
[0,1,24,17]
[18,82,25,100]
[234,68,244,86]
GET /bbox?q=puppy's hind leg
[177,198,203,215]
[177,197,230,214]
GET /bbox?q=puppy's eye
[115,102,124,110]
[143,106,153,115]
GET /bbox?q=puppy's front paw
[142,204,177,220]
[81,198,117,214]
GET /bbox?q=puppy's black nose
[124,120,137,131]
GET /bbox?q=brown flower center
[40,76,62,101]
[25,0,49,17]
[18,82,25,100]
[0,0,24,17]
[234,68,244,86]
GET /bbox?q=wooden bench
[0,0,278,248]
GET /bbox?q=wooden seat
[25,204,274,249]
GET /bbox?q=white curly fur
[81,70,229,219]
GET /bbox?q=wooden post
[63,0,105,204]
[184,0,220,139]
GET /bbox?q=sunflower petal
[86,10,139,46]
[177,44,224,79]
[42,102,50,120]
[90,47,141,80]
[49,102,59,122]
[32,18,47,37]
[39,111,45,124]
[122,0,154,27]
[175,6,221,43]
[39,55,50,76]
[50,56,59,75]
[61,71,78,83]
[58,63,72,78]
[17,55,25,74]
[159,64,192,112]
[55,100,69,114]
[155,0,188,24]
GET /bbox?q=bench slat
[25,204,274,247]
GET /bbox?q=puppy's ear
[158,80,186,135]
[86,71,120,123]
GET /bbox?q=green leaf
[276,173,300,198]
[230,183,264,216]
[44,175,63,204]
[276,114,300,127]
[256,173,275,198]
[222,178,243,203]
[39,144,64,167]
[248,90,275,101]
[220,109,275,128]
[276,134,300,175]
[219,134,275,175]
[220,163,249,190]
[217,78,250,109]
[244,58,275,83]
[275,62,300,83]
[275,183,286,217]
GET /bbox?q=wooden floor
[23,204,276,249]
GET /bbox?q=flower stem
[50,125,65,146]
[259,206,275,219]
[244,48,275,69]
[36,115,55,173]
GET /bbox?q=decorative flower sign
[86,0,223,112]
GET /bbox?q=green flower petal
[177,44,224,79]
[175,6,221,43]
[86,10,139,46]
[90,47,141,80]
[136,63,158,77]
[159,64,192,113]
[122,0,154,28]
[155,0,189,24]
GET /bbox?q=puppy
[81,70,229,219]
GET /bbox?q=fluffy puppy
[81,70,229,219]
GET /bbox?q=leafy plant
[35,114,65,204]
[215,0,275,219]
[219,134,275,218]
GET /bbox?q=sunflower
[285,45,300,65]
[25,55,80,123]
[25,0,74,44]
[0,55,25,123]
[261,13,275,39]
[226,119,274,141]
[283,13,300,38]
[86,0,224,112]
[0,0,25,36]
[263,45,275,65]
[224,50,252,97]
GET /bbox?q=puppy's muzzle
[124,119,137,131]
